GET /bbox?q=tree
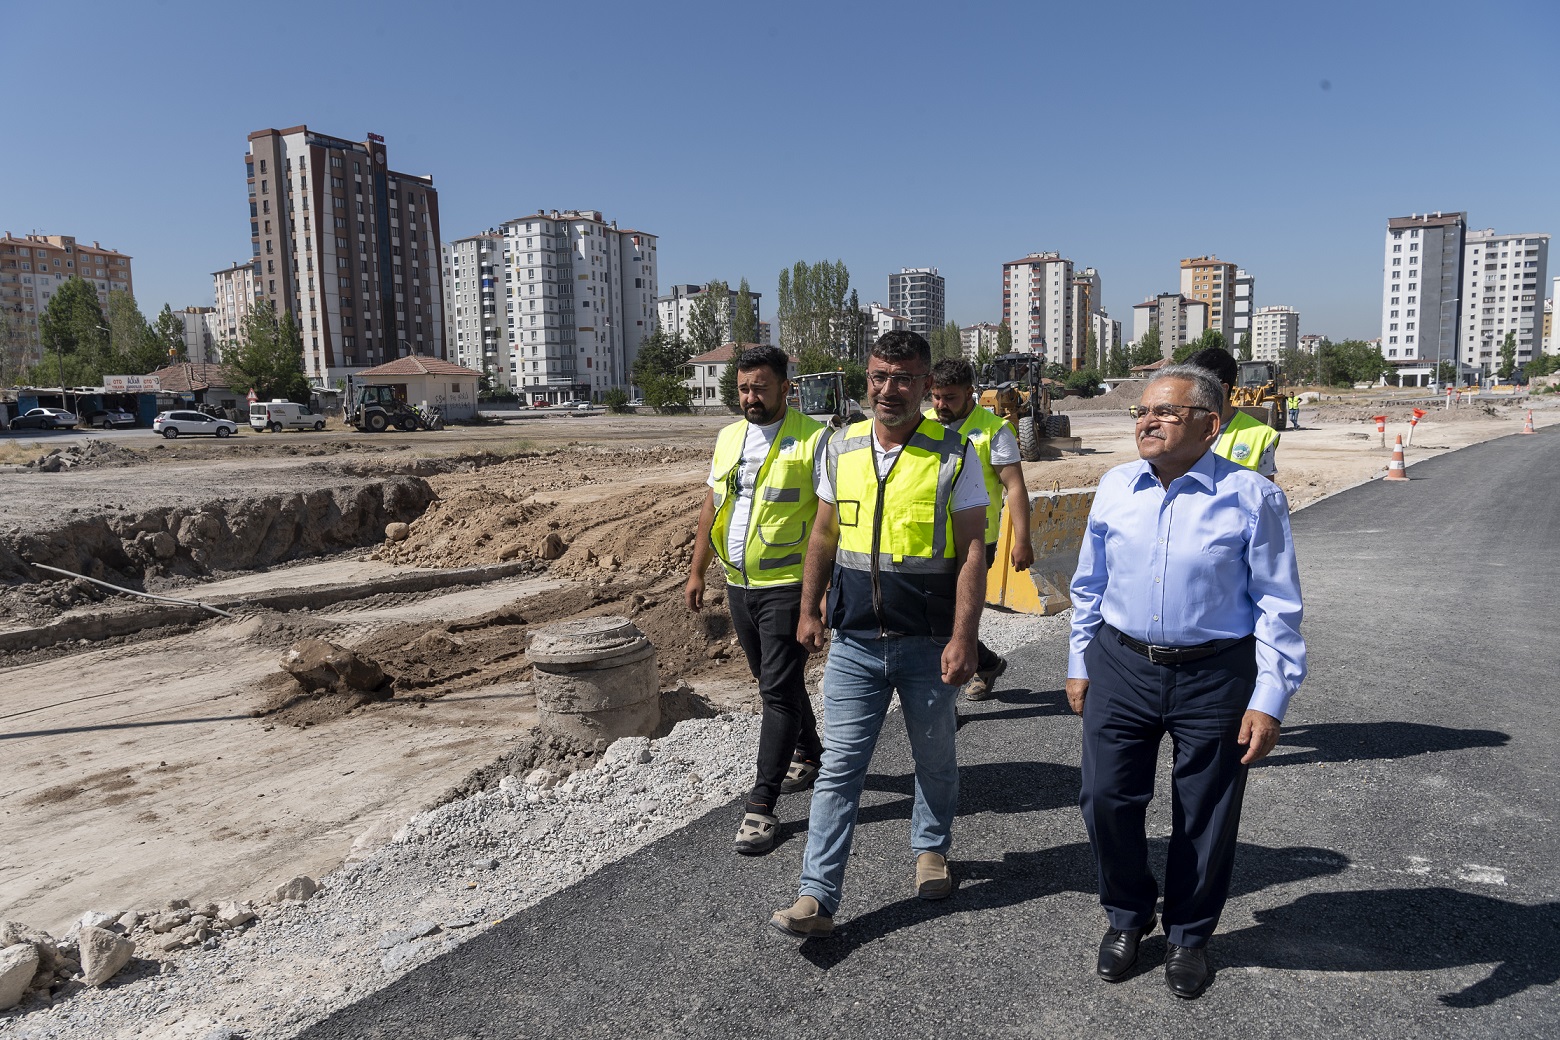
[629,321,694,413]
[929,320,963,362]
[1065,369,1102,397]
[1128,326,1162,368]
[1526,352,1560,378]
[1106,342,1129,378]
[1497,331,1517,380]
[841,288,869,359]
[731,278,758,346]
[1236,331,1252,361]
[0,308,35,387]
[1084,327,1098,371]
[152,304,188,364]
[686,280,726,359]
[776,260,851,358]
[973,341,995,374]
[35,276,107,386]
[602,387,630,412]
[1320,339,1387,387]
[996,321,1012,354]
[223,305,310,402]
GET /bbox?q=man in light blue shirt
[1067,364,1305,1000]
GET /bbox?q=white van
[249,399,326,432]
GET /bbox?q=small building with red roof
[354,355,483,420]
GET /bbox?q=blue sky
[4,0,1557,342]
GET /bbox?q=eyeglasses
[1129,403,1213,423]
[866,370,927,390]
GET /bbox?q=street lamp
[1434,297,1458,408]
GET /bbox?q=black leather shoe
[1096,913,1157,981]
[1165,943,1211,999]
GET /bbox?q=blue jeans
[798,633,960,917]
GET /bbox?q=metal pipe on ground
[27,562,235,619]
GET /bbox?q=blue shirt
[1068,448,1307,720]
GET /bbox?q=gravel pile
[4,611,1065,1040]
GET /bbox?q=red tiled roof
[356,355,482,378]
[150,362,232,393]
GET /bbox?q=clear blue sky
[4,0,1556,342]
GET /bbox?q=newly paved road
[302,427,1559,1039]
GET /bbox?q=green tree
[0,308,36,387]
[929,320,963,362]
[1236,331,1253,361]
[1106,342,1129,378]
[841,288,869,358]
[996,321,1012,354]
[776,260,851,357]
[1128,325,1162,368]
[1497,331,1517,379]
[974,341,994,375]
[686,280,726,359]
[602,387,630,412]
[630,322,694,413]
[1526,352,1560,378]
[152,304,188,365]
[1320,339,1387,387]
[35,276,108,386]
[731,278,758,346]
[1083,327,1098,371]
[1065,369,1102,397]
[223,305,310,402]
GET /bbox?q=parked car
[87,408,137,429]
[249,399,326,432]
[152,410,239,439]
[10,407,78,430]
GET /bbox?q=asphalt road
[300,427,1559,1040]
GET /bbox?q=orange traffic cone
[1384,434,1408,481]
[1521,410,1535,434]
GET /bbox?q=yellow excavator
[1230,360,1288,430]
[978,353,1070,461]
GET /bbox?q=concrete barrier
[985,487,1096,615]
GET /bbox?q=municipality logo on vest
[968,429,985,441]
[1231,443,1252,461]
[778,437,797,453]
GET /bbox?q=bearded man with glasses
[768,330,989,939]
[1067,365,1306,999]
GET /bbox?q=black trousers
[727,583,822,814]
[1079,626,1257,947]
[976,543,1002,672]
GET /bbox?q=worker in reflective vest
[927,356,1034,700]
[687,346,828,857]
[769,331,988,940]
[1187,346,1280,480]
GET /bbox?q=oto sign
[103,375,161,393]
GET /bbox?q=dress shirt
[1068,448,1306,720]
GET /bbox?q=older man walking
[768,331,989,938]
[1068,364,1306,998]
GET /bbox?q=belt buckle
[1146,644,1168,665]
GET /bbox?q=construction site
[0,389,1550,1038]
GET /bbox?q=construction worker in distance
[927,357,1034,700]
[687,345,829,857]
[1186,347,1280,481]
[1286,393,1301,430]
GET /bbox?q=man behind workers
[1186,347,1280,480]
[926,357,1034,699]
[1067,364,1306,998]
[687,345,828,856]
[769,330,989,938]
[1287,393,1301,429]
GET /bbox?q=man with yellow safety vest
[687,346,830,856]
[927,357,1034,700]
[769,331,989,939]
[1187,347,1280,481]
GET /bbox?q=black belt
[1111,626,1252,666]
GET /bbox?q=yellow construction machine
[979,353,1070,460]
[1230,360,1289,430]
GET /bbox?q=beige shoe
[916,852,953,900]
[769,896,835,938]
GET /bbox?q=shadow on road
[860,760,1081,824]
[955,684,1072,728]
[1259,721,1511,767]
[1217,888,1559,1007]
[802,841,1350,969]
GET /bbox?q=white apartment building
[1232,269,1255,347]
[445,210,656,402]
[1001,252,1074,366]
[171,306,219,364]
[1090,311,1122,368]
[960,322,1002,361]
[244,126,446,385]
[1458,228,1549,374]
[757,320,772,347]
[1180,256,1238,336]
[441,230,508,386]
[867,301,910,342]
[1132,293,1208,355]
[655,283,761,345]
[684,344,798,407]
[211,260,260,350]
[1380,211,1465,368]
[1251,305,1299,361]
[887,267,945,337]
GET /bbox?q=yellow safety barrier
[985,487,1097,615]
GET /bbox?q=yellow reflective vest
[1214,409,1280,473]
[708,407,826,588]
[927,404,1009,544]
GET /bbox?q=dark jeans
[728,583,822,815]
[1079,625,1258,947]
[977,543,1002,672]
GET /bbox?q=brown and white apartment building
[243,126,445,385]
[0,233,133,357]
[1179,255,1238,337]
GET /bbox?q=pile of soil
[1054,380,1145,413]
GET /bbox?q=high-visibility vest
[708,407,826,588]
[826,417,967,637]
[927,403,1009,544]
[1214,409,1280,472]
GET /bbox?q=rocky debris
[215,902,255,930]
[73,910,120,933]
[281,639,388,695]
[384,521,411,542]
[535,532,567,560]
[272,876,321,903]
[0,942,39,1010]
[77,926,135,987]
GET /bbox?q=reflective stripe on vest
[1214,410,1280,471]
[708,407,826,587]
[927,404,1009,544]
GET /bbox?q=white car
[152,410,239,439]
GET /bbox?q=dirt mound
[1309,400,1511,424]
[1053,380,1145,413]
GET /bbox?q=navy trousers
[1079,626,1258,948]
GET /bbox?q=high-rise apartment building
[1132,294,1208,356]
[211,260,261,351]
[1251,305,1299,361]
[655,283,761,344]
[1380,212,1465,369]
[0,232,133,356]
[442,230,508,384]
[1457,229,1549,374]
[170,306,219,364]
[1179,256,1237,337]
[960,322,1002,361]
[1001,252,1074,365]
[757,320,772,347]
[445,210,656,401]
[1069,267,1102,369]
[888,267,945,338]
[1090,312,1123,368]
[1232,269,1255,347]
[244,126,446,385]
